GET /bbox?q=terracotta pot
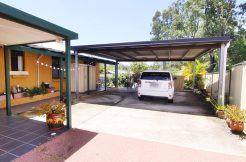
[226,118,231,128]
[0,95,6,101]
[216,110,225,119]
[230,121,244,134]
[46,113,65,131]
[0,94,13,101]
[13,92,24,99]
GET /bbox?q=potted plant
[215,105,225,119]
[224,105,236,128]
[37,100,65,130]
[225,105,246,133]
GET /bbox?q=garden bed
[0,92,60,109]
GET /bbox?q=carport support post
[115,62,118,88]
[59,57,64,101]
[65,40,72,128]
[87,64,90,95]
[192,60,196,92]
[4,47,11,116]
[218,43,229,105]
[75,50,79,98]
[104,63,107,91]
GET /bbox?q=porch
[0,100,67,161]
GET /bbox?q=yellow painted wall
[0,49,100,94]
[0,48,66,93]
[0,48,5,92]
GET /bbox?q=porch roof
[71,37,231,62]
[0,2,78,46]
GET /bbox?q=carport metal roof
[71,54,117,65]
[71,37,231,62]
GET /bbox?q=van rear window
[141,72,170,80]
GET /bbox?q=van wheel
[168,99,173,103]
[138,96,143,100]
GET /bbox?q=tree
[182,60,208,89]
[204,0,237,37]
[150,0,246,69]
[99,64,115,74]
[182,60,208,80]
[151,11,163,40]
[226,2,246,66]
[150,0,204,40]
[148,62,161,70]
[150,0,205,73]
[237,2,246,30]
[130,62,148,76]
[228,30,246,66]
[184,0,205,38]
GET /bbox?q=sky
[1,0,244,46]
[1,0,174,45]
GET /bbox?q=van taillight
[168,81,172,89]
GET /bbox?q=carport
[71,37,231,105]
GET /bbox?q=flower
[37,100,65,116]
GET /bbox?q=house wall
[204,72,230,99]
[240,63,246,109]
[0,48,65,93]
[204,62,246,109]
[0,48,101,95]
[230,65,244,109]
[0,48,5,92]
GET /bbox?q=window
[11,50,24,71]
[52,57,60,79]
[141,72,171,80]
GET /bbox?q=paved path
[72,89,246,157]
[15,129,246,162]
[11,89,246,161]
[66,131,246,162]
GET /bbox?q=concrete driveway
[79,88,214,116]
[72,88,246,157]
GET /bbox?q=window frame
[52,56,60,79]
[11,50,25,71]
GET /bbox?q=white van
[137,71,174,103]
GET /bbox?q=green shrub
[216,105,225,111]
[25,82,48,97]
[37,100,65,115]
[184,80,193,90]
[195,75,205,89]
[118,73,129,87]
[184,75,206,90]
